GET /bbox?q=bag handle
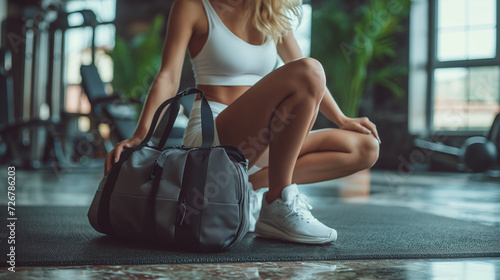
[140,88,214,149]
[151,99,180,148]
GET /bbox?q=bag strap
[152,100,180,148]
[142,87,215,149]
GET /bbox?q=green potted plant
[311,0,410,118]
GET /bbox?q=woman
[105,0,380,244]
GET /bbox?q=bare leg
[215,58,325,203]
[247,106,318,189]
[249,128,380,189]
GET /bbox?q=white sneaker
[247,182,264,232]
[255,184,337,244]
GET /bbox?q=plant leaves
[107,14,165,100]
[311,0,410,117]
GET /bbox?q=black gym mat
[1,203,499,266]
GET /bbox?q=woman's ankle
[265,189,283,203]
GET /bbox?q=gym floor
[0,165,499,279]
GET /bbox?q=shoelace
[285,193,315,221]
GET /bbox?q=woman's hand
[104,136,143,175]
[338,116,381,144]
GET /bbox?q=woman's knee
[356,135,380,169]
[289,58,326,101]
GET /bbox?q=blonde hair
[245,0,303,43]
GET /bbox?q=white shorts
[183,99,226,147]
[182,99,264,175]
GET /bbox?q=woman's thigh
[299,128,379,156]
[251,128,380,169]
[215,57,325,166]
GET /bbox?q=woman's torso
[187,0,277,104]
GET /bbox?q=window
[431,0,500,132]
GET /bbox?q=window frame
[427,0,500,134]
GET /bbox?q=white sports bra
[190,0,278,86]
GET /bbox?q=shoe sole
[254,219,337,244]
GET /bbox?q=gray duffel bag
[87,88,250,251]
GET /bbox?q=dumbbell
[461,136,498,173]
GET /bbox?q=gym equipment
[1,7,108,168]
[80,63,189,148]
[2,7,119,168]
[2,5,195,167]
[414,113,500,173]
[76,9,192,148]
[0,48,14,126]
[72,8,189,150]
[80,64,138,141]
[47,9,107,119]
[0,48,14,161]
[0,5,64,168]
[0,47,66,168]
[488,113,500,163]
[462,137,498,173]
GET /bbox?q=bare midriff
[196,85,250,105]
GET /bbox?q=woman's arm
[276,30,381,143]
[105,0,202,172]
[133,0,201,139]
